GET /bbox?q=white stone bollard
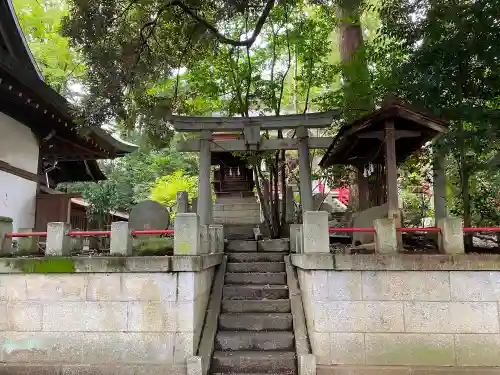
[374,218,397,253]
[46,222,71,256]
[209,224,224,253]
[190,197,198,213]
[437,217,464,254]
[177,191,189,214]
[199,224,210,254]
[174,213,200,255]
[290,224,302,253]
[0,217,13,254]
[110,221,132,256]
[302,211,329,253]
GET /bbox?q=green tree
[151,170,198,218]
[13,0,85,98]
[376,0,500,237]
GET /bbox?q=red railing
[132,229,175,236]
[463,227,500,232]
[4,232,47,238]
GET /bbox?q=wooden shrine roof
[320,99,449,168]
[0,0,137,183]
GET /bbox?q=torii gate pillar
[198,130,212,225]
[297,126,313,212]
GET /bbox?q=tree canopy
[14,0,500,234]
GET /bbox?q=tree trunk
[280,150,287,227]
[336,0,376,210]
[336,0,374,122]
[458,119,472,248]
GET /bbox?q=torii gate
[169,111,339,225]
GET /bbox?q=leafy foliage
[151,170,198,217]
[13,0,86,98]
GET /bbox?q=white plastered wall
[0,111,39,231]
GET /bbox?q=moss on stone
[10,258,76,273]
[133,237,174,256]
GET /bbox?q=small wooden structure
[35,191,128,232]
[320,98,448,242]
[211,134,255,197]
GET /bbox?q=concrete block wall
[297,269,500,368]
[0,268,214,374]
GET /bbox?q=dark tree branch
[171,0,275,47]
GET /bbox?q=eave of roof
[319,99,449,168]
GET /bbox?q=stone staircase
[213,196,261,226]
[214,196,262,240]
[210,239,297,375]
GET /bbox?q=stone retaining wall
[0,254,222,375]
[292,254,500,374]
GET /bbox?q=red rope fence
[6,227,500,239]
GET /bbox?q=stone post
[198,130,212,225]
[174,213,200,255]
[46,222,71,256]
[302,211,329,253]
[191,198,198,214]
[297,126,313,212]
[110,221,132,256]
[374,218,397,253]
[209,224,224,253]
[286,186,295,223]
[0,217,13,254]
[290,224,302,253]
[199,224,210,254]
[177,191,189,214]
[437,217,464,254]
[18,228,36,254]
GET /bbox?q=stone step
[224,225,257,240]
[213,210,261,219]
[258,239,290,252]
[227,252,285,263]
[218,313,293,331]
[225,272,286,285]
[226,262,285,273]
[214,203,261,211]
[226,240,258,252]
[214,216,261,225]
[215,331,295,351]
[223,285,288,300]
[215,197,258,204]
[211,351,296,374]
[222,299,291,313]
